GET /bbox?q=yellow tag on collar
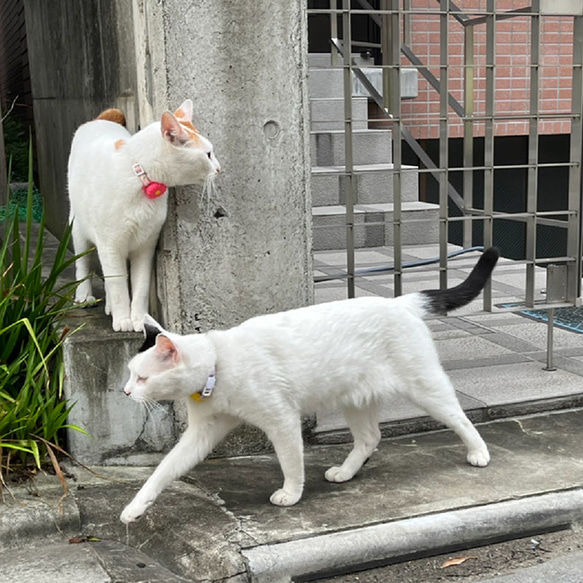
[191,371,216,402]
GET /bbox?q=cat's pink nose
[216,167,220,174]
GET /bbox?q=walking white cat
[67,100,220,332]
[120,248,499,523]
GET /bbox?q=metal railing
[309,1,583,318]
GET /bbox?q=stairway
[309,53,439,251]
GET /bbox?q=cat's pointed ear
[155,334,180,363]
[174,99,193,123]
[161,111,189,145]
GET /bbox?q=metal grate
[308,0,583,316]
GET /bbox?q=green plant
[2,112,29,183]
[0,142,86,481]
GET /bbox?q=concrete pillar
[155,0,313,332]
[23,0,312,463]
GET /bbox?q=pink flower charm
[144,182,167,199]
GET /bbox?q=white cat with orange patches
[68,100,220,331]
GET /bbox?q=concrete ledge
[62,309,178,465]
[243,490,583,583]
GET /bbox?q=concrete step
[311,163,419,206]
[310,97,369,131]
[309,64,419,100]
[310,128,392,166]
[308,52,374,69]
[352,66,419,100]
[62,309,180,466]
[312,201,440,251]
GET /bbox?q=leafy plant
[0,141,86,483]
[2,111,29,183]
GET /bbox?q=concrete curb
[242,489,583,583]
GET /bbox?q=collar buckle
[132,162,146,177]
[133,162,167,199]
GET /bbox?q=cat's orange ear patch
[97,108,126,126]
[173,99,193,122]
[179,120,200,139]
[114,139,126,150]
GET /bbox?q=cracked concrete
[4,409,583,581]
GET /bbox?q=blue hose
[314,246,486,283]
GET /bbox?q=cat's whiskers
[135,395,165,417]
[200,174,217,215]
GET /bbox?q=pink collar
[132,162,168,199]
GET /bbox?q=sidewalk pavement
[3,244,583,582]
[3,406,583,582]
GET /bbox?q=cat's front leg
[129,242,157,332]
[121,413,240,523]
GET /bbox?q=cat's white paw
[74,291,96,305]
[131,316,145,332]
[467,448,490,467]
[325,466,354,483]
[269,488,302,507]
[120,499,151,524]
[74,295,96,306]
[113,317,134,332]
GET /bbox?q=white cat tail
[420,247,499,316]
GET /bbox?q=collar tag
[191,370,215,402]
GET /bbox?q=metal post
[525,1,540,309]
[544,309,556,371]
[569,15,583,306]
[482,0,495,311]
[342,1,356,299]
[463,24,475,249]
[388,0,402,297]
[439,0,449,291]
[330,0,339,67]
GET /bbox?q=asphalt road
[314,526,583,583]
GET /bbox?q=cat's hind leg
[325,403,381,483]
[408,371,490,467]
[71,222,96,304]
[98,245,133,331]
[263,416,305,506]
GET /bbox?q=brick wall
[402,0,574,139]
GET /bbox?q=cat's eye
[137,375,148,383]
[206,152,212,159]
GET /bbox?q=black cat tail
[421,247,500,315]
